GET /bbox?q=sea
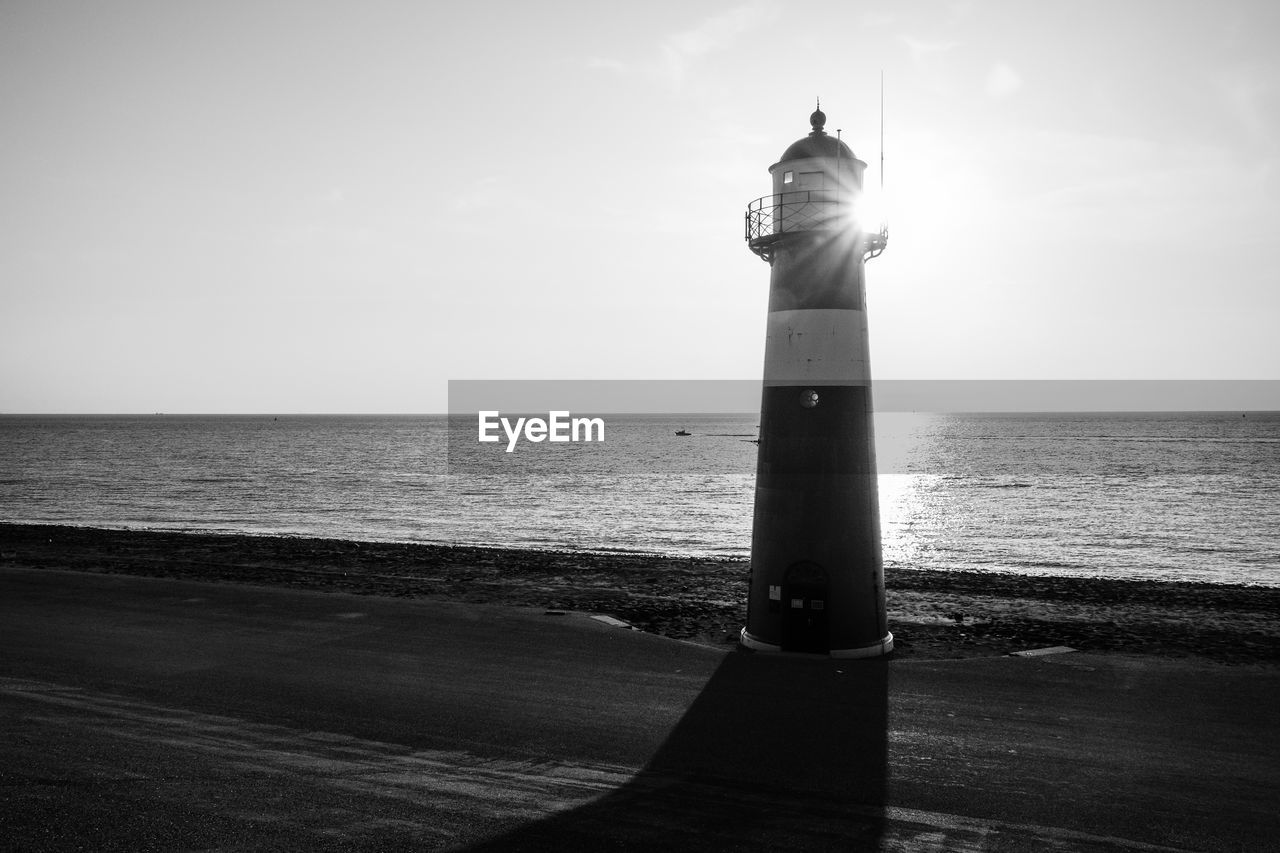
[1,412,1277,587]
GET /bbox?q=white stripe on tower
[762,308,870,387]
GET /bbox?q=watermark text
[478,411,605,452]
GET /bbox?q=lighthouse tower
[740,106,892,658]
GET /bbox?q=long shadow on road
[462,649,889,851]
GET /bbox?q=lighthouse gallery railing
[745,190,887,261]
[745,190,846,241]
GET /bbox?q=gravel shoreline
[3,523,1277,664]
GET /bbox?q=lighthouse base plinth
[739,627,894,659]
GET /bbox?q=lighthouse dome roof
[777,108,858,163]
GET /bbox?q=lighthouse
[740,106,892,658]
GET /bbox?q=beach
[5,521,1280,850]
[3,523,1276,664]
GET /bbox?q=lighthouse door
[781,561,829,654]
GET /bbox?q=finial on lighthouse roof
[810,97,827,135]
[774,99,857,163]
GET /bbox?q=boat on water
[675,429,691,436]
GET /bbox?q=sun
[854,183,887,234]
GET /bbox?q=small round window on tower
[800,389,819,408]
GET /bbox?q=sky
[1,0,1277,413]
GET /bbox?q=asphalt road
[2,567,1277,851]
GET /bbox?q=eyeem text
[478,411,605,452]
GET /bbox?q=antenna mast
[880,70,885,196]
[864,72,888,261]
[836,126,842,226]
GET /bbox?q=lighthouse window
[783,170,794,184]
[799,171,824,189]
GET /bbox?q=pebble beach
[2,523,1276,664]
